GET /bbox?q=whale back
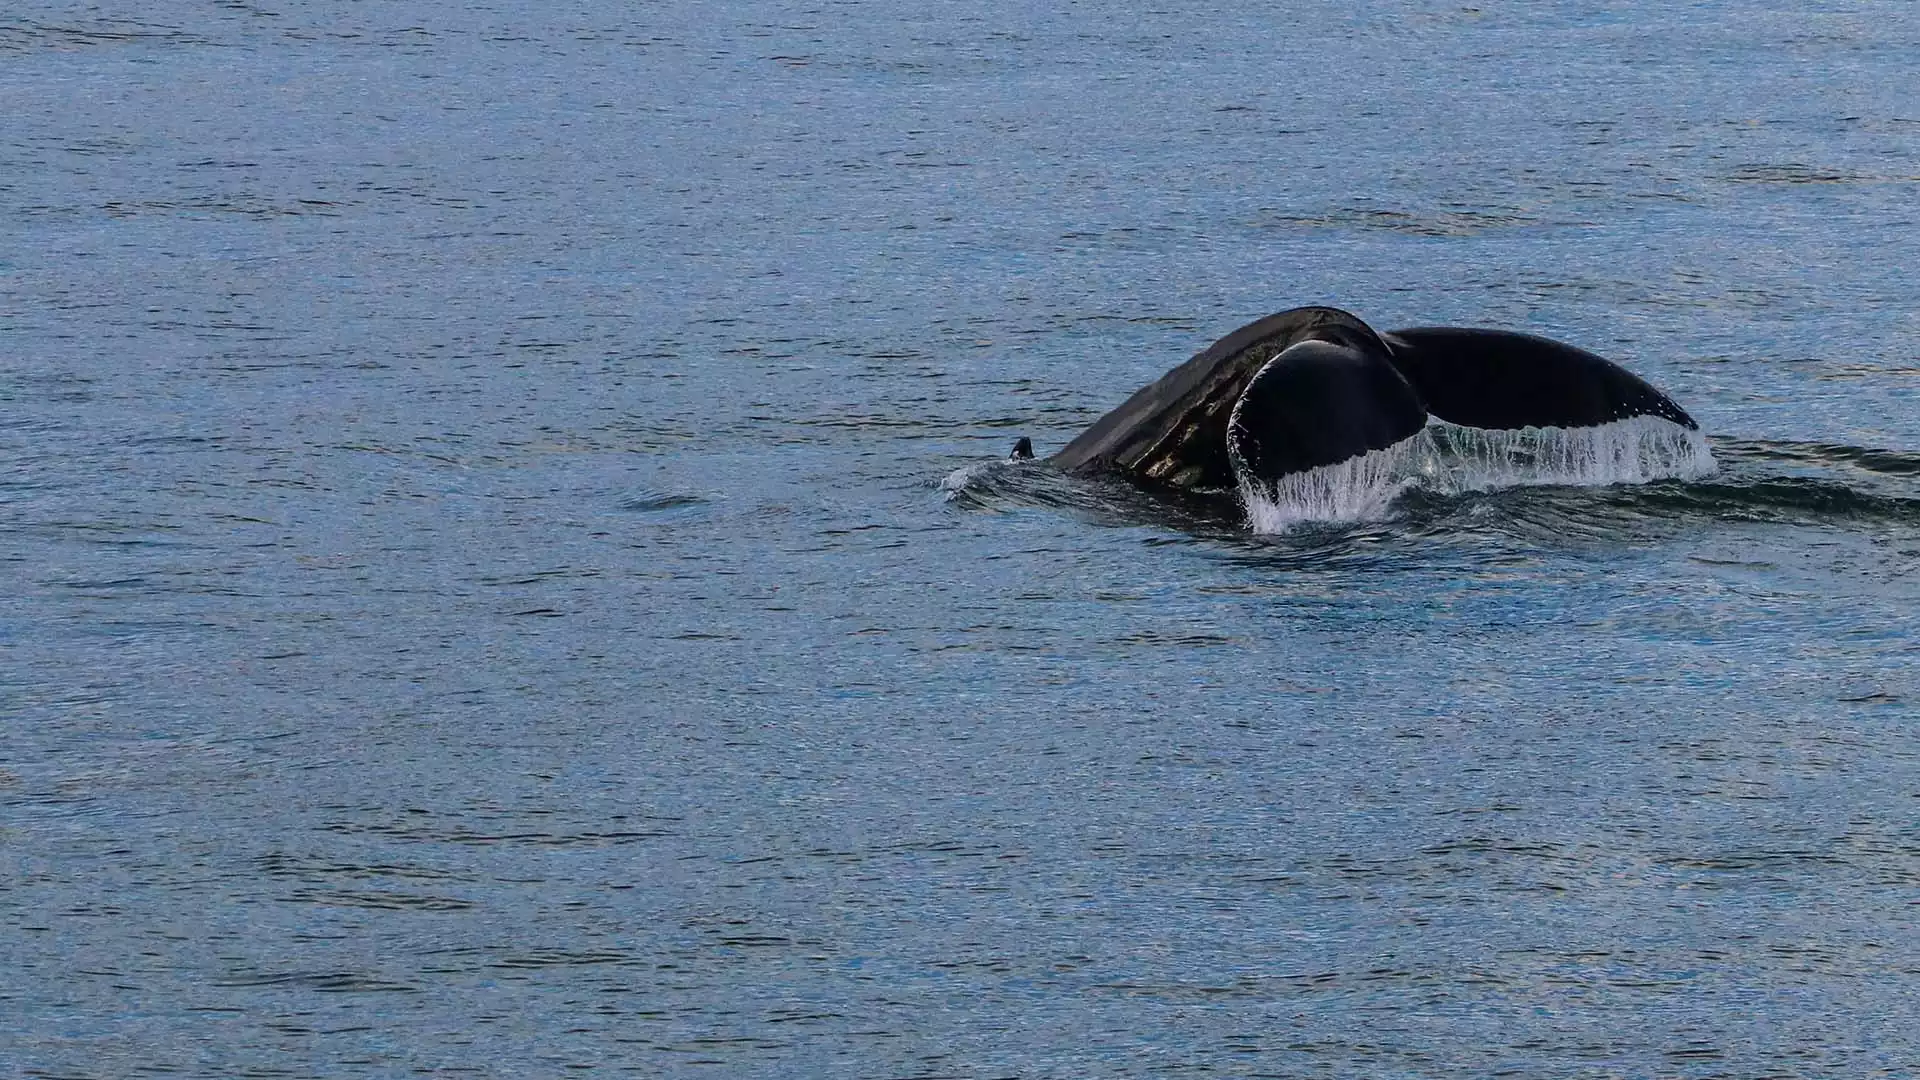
[1049,306,1390,489]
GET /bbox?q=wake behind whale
[977,305,1719,533]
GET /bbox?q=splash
[1239,434,1441,532]
[1240,416,1717,532]
[1425,415,1717,492]
[940,459,1005,497]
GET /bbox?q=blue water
[5,2,1918,1076]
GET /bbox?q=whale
[1031,306,1706,518]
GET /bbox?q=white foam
[1239,416,1717,533]
[940,460,997,496]
[940,456,1038,500]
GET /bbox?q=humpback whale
[1034,306,1710,524]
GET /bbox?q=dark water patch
[10,521,194,548]
[617,491,710,514]
[1113,629,1237,647]
[1723,163,1920,184]
[319,820,674,848]
[2,789,106,818]
[100,197,346,220]
[1655,850,1852,874]
[492,949,642,969]
[0,20,206,51]
[1615,475,1920,527]
[252,853,466,882]
[1262,204,1550,238]
[46,575,159,592]
[283,889,477,912]
[473,566,603,586]
[1836,689,1901,704]
[1718,438,1920,478]
[212,971,419,994]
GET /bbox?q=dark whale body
[1046,306,1697,493]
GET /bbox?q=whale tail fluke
[1037,305,1707,527]
[1382,327,1697,432]
[1226,339,1428,489]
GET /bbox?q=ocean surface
[5,1,1918,1076]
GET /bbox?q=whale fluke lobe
[1382,327,1698,432]
[1039,304,1708,527]
[1227,340,1427,487]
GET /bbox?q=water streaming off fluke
[1240,417,1717,532]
